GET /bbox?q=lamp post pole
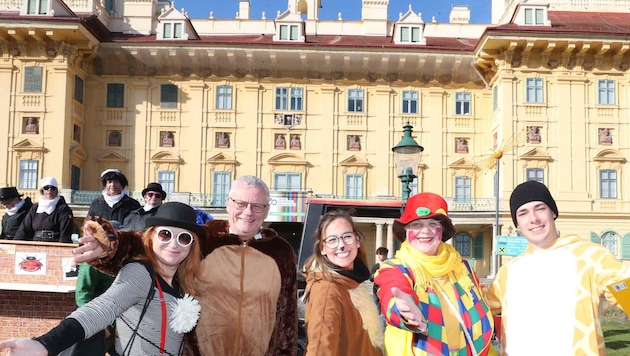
[392,122,424,206]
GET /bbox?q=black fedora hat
[142,182,167,200]
[146,202,205,238]
[0,187,22,200]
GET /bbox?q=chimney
[239,0,250,19]
[449,5,470,24]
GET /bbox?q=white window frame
[524,8,545,25]
[598,80,615,105]
[345,174,364,199]
[26,0,49,15]
[455,92,471,115]
[454,176,471,203]
[273,173,302,190]
[19,160,38,190]
[23,66,43,93]
[163,22,183,39]
[212,171,231,206]
[399,26,421,43]
[402,90,418,114]
[526,168,544,183]
[216,85,233,110]
[158,171,175,193]
[348,89,364,113]
[275,87,303,111]
[525,78,544,103]
[278,24,300,41]
[600,169,617,199]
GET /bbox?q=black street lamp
[392,122,424,204]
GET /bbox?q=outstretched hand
[392,287,427,332]
[71,222,105,264]
[0,338,47,356]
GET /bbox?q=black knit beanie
[509,181,558,226]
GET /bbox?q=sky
[173,0,492,24]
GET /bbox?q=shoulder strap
[123,262,156,355]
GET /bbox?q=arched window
[601,231,619,256]
[453,232,472,257]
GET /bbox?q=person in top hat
[87,169,141,224]
[14,177,74,243]
[121,182,167,232]
[0,202,204,355]
[374,192,495,356]
[484,180,630,355]
[0,187,33,240]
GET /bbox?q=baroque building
[1,0,630,276]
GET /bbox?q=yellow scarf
[395,241,473,292]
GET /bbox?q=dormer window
[278,24,300,41]
[399,26,421,43]
[524,8,544,25]
[26,0,49,15]
[517,5,549,26]
[163,22,183,39]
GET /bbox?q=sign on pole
[496,235,529,256]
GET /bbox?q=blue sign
[496,235,530,256]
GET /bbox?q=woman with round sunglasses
[302,209,384,356]
[14,177,74,243]
[0,202,204,356]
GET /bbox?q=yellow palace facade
[1,0,630,276]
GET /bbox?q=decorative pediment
[150,151,183,164]
[207,153,238,165]
[268,153,308,166]
[339,155,370,167]
[12,139,45,152]
[397,5,424,23]
[97,151,128,162]
[448,158,477,170]
[519,148,552,161]
[156,3,199,40]
[158,5,188,20]
[594,149,626,163]
[70,145,87,162]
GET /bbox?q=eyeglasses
[406,220,442,231]
[155,227,194,247]
[42,186,57,191]
[228,196,268,213]
[324,233,358,248]
[145,192,162,198]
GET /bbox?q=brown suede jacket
[90,219,298,356]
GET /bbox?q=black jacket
[120,206,159,232]
[87,194,141,225]
[1,197,33,239]
[14,196,74,243]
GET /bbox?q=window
[598,80,615,105]
[71,165,80,190]
[216,85,233,110]
[345,174,363,199]
[163,22,183,39]
[454,176,471,203]
[402,90,418,114]
[27,0,48,14]
[601,231,618,256]
[348,89,364,112]
[279,24,299,40]
[399,26,421,43]
[453,233,471,257]
[472,235,483,259]
[160,84,178,109]
[493,86,498,111]
[158,171,175,193]
[74,75,84,104]
[104,0,113,13]
[600,169,617,199]
[23,67,43,92]
[107,83,124,108]
[526,78,543,103]
[455,92,471,115]
[275,87,303,111]
[526,168,544,183]
[212,171,231,206]
[274,173,302,190]
[18,160,38,190]
[524,8,544,25]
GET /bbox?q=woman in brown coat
[302,210,384,356]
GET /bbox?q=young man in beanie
[120,182,166,232]
[0,187,33,240]
[485,180,630,355]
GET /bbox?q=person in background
[73,175,298,356]
[375,192,495,356]
[0,202,204,356]
[0,187,33,240]
[370,247,389,282]
[73,169,140,356]
[87,169,141,224]
[14,177,74,243]
[121,182,166,231]
[302,209,384,355]
[485,181,630,355]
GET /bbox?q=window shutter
[590,231,601,243]
[621,234,630,260]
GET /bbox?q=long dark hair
[303,209,368,281]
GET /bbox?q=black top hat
[0,187,22,200]
[146,202,206,238]
[141,182,167,200]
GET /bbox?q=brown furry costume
[90,219,298,356]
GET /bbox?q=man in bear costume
[75,175,298,356]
